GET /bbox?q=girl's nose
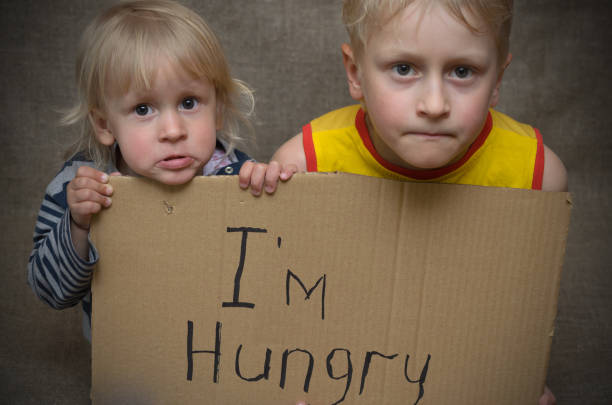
[159,110,187,142]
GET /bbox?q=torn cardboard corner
[90,173,571,405]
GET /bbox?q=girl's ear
[342,43,364,101]
[89,109,116,146]
[490,53,513,108]
[215,101,224,131]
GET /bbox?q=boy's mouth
[407,131,452,139]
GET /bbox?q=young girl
[28,0,257,341]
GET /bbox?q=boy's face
[91,59,220,185]
[344,3,508,170]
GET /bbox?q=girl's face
[91,59,221,185]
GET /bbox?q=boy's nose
[416,78,450,118]
[159,110,187,142]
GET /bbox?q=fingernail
[104,197,112,207]
[265,185,274,193]
[105,185,113,195]
[101,173,109,183]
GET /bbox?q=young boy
[242,0,562,402]
[242,0,566,195]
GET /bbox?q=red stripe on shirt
[531,128,545,190]
[355,108,493,180]
[302,123,318,172]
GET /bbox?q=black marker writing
[359,351,398,394]
[404,354,431,405]
[327,348,353,405]
[280,348,314,392]
[286,270,326,320]
[222,227,267,309]
[186,321,221,382]
[235,344,272,382]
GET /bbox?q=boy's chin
[398,156,455,171]
[397,147,465,171]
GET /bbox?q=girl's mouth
[157,156,194,170]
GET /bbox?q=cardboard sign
[90,173,570,404]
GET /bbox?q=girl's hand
[67,166,115,230]
[66,166,117,260]
[239,160,297,196]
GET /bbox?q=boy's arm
[270,132,308,172]
[541,145,568,191]
[539,146,565,405]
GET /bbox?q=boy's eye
[180,97,198,110]
[451,66,472,79]
[393,64,414,76]
[135,104,152,116]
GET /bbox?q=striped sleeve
[27,159,99,310]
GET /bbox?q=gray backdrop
[1,0,611,403]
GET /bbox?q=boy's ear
[89,109,116,146]
[490,53,513,107]
[342,43,364,101]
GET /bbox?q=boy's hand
[539,386,556,405]
[67,166,115,230]
[293,389,553,405]
[239,161,297,196]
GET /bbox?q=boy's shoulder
[490,109,539,140]
[309,104,361,132]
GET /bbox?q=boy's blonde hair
[63,0,254,168]
[343,0,513,65]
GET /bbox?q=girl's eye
[452,66,472,79]
[135,104,152,116]
[393,64,415,76]
[180,97,198,110]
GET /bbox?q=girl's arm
[27,160,107,310]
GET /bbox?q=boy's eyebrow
[374,45,491,65]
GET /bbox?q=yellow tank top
[302,105,544,189]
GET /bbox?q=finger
[75,165,110,183]
[71,201,104,216]
[249,163,268,196]
[70,201,105,229]
[264,161,281,194]
[279,163,298,181]
[110,171,122,176]
[70,187,112,208]
[69,175,113,197]
[238,161,254,189]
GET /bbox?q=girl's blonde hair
[63,0,254,168]
[342,0,513,66]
